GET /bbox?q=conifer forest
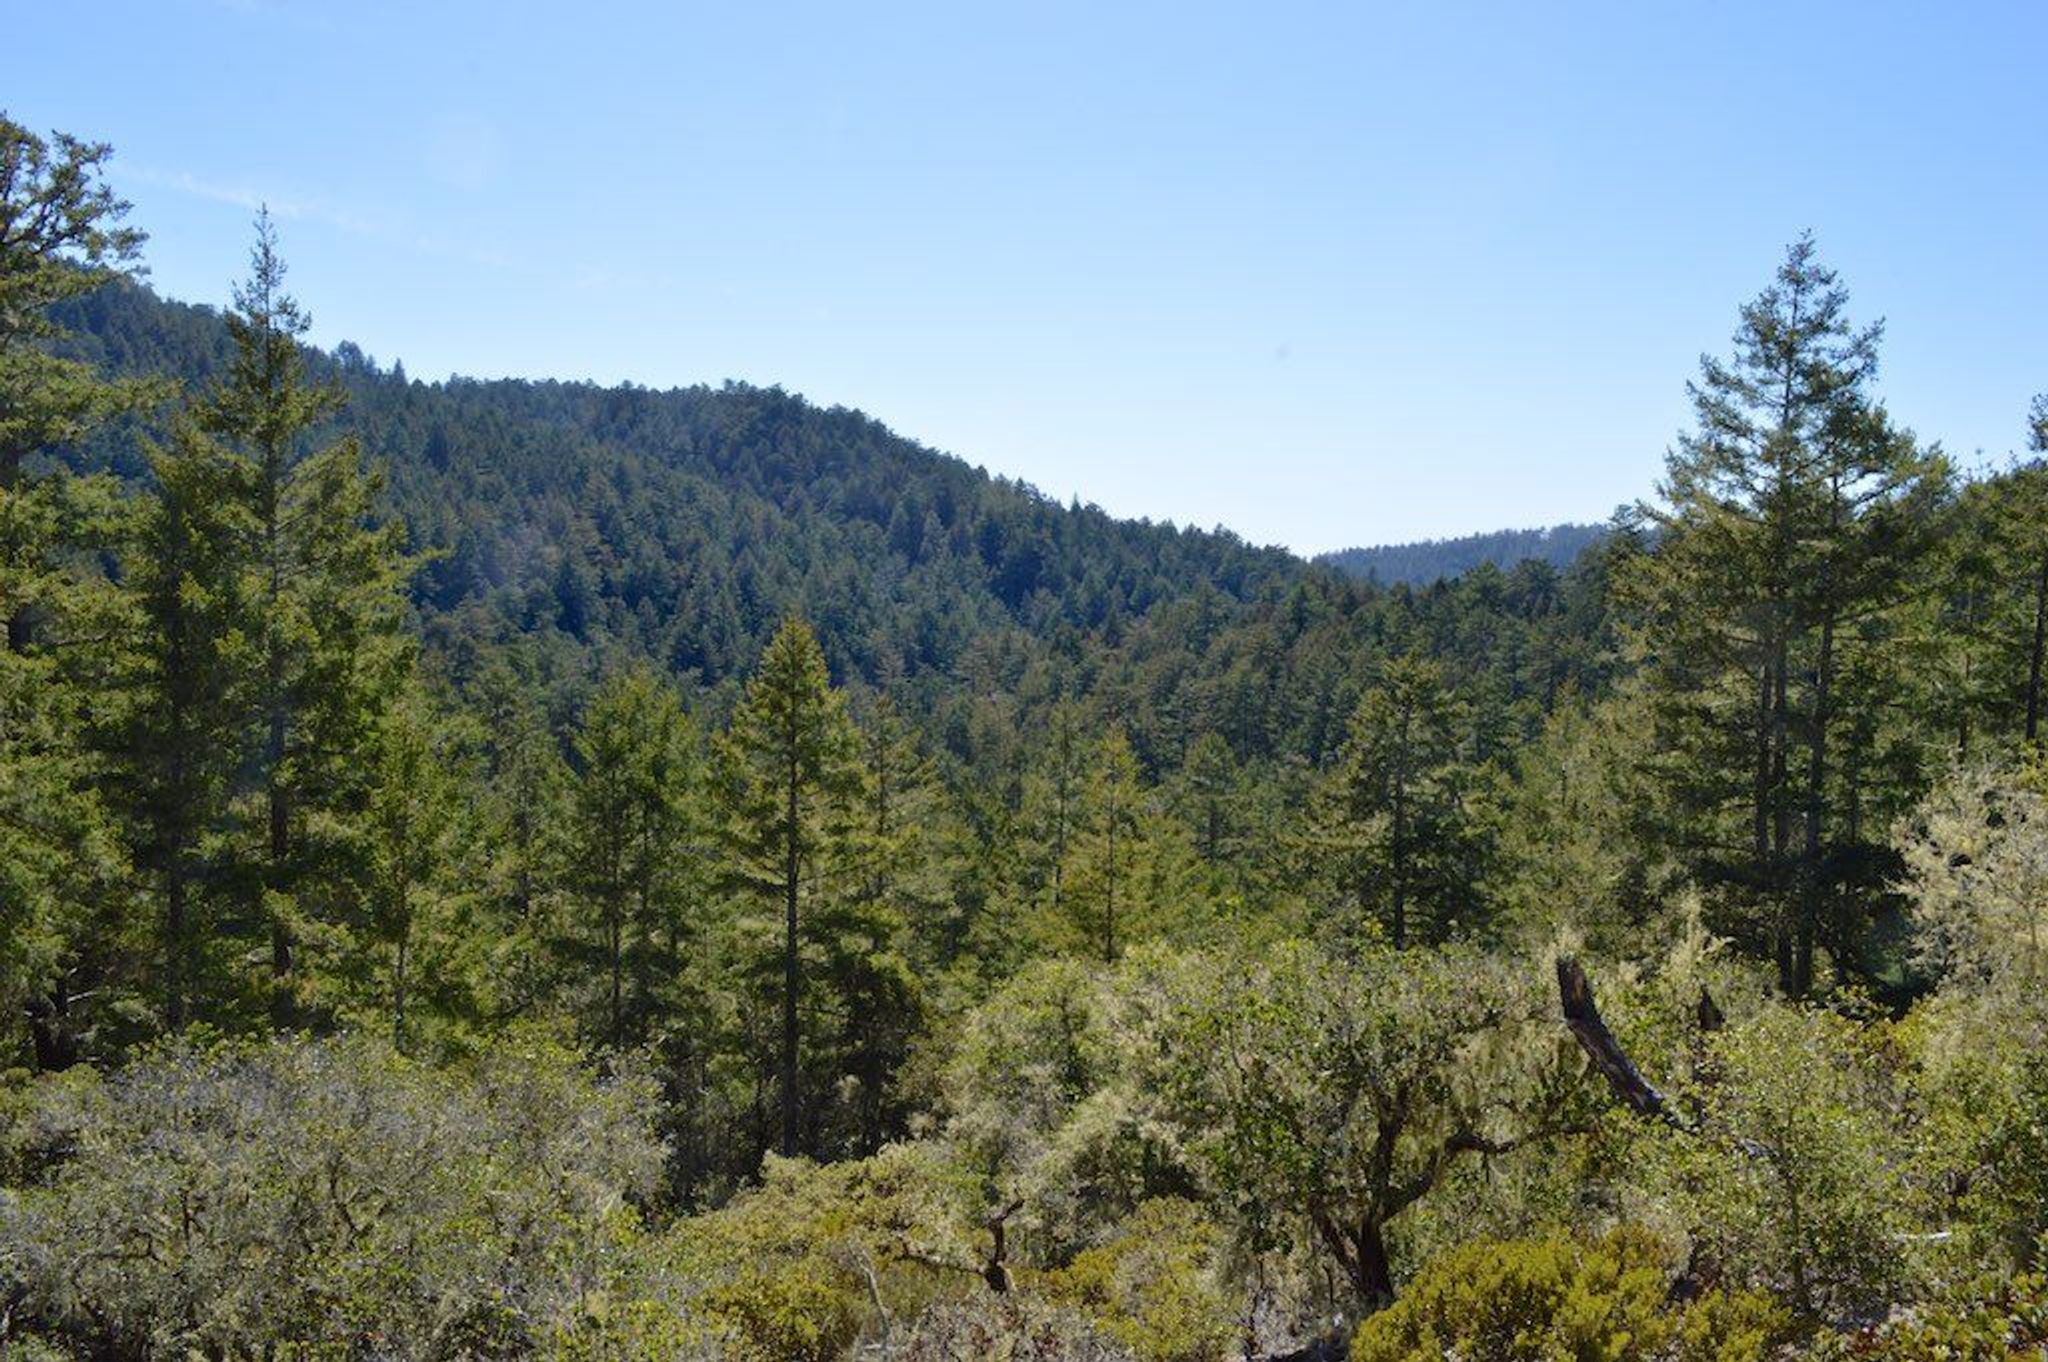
[3,82,2048,1362]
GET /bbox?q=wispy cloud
[127,166,383,236]
[128,165,514,273]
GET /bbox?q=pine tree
[1058,728,1149,963]
[0,115,148,499]
[359,685,475,1053]
[194,211,412,1027]
[0,115,151,1067]
[2011,400,2048,747]
[1020,698,1088,916]
[473,660,568,1015]
[1626,237,1947,992]
[1302,656,1487,948]
[715,616,862,1157]
[114,419,250,1031]
[562,664,699,1049]
[817,692,930,1151]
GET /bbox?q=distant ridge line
[1315,522,1608,586]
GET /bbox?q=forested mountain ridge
[56,280,1308,680]
[52,278,1619,774]
[1318,521,1610,585]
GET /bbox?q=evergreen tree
[2008,401,2048,746]
[562,664,699,1049]
[0,114,147,504]
[715,616,862,1156]
[357,685,476,1053]
[1058,728,1150,963]
[1626,237,1947,993]
[114,419,250,1031]
[813,694,926,1153]
[194,212,412,1026]
[2023,399,2039,749]
[1302,656,1487,948]
[1020,697,1088,917]
[0,115,149,1067]
[472,660,568,1016]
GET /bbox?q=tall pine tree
[716,616,862,1157]
[561,664,700,1049]
[1627,237,1946,993]
[194,211,411,1026]
[0,115,150,1067]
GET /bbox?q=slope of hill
[53,281,1619,772]
[1317,522,1609,585]
[57,282,1308,682]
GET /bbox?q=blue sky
[9,1,2044,553]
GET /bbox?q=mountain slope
[57,282,1308,684]
[54,281,1620,772]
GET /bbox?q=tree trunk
[27,988,78,1072]
[781,757,802,1158]
[1794,613,1835,998]
[165,867,188,1031]
[2027,548,2048,745]
[609,892,623,1048]
[1351,1218,1395,1307]
[1103,813,1118,963]
[393,911,411,1055]
[1390,772,1408,950]
[1770,640,1795,994]
[1558,956,1675,1121]
[267,698,294,1029]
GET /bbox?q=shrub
[0,1032,663,1359]
[659,1145,981,1361]
[1040,1198,1235,1362]
[884,1292,1135,1361]
[1349,1228,1788,1362]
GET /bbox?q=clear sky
[8,1,2044,554]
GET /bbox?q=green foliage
[716,615,918,1161]
[1151,940,1591,1305]
[1899,761,2048,993]
[1040,1198,1234,1362]
[182,212,414,1031]
[1300,656,1493,947]
[12,129,2048,1362]
[1623,236,1950,996]
[1648,1004,1920,1316]
[561,662,703,1048]
[1319,524,1609,588]
[884,1293,1133,1361]
[1815,1269,2048,1360]
[0,1032,663,1359]
[1349,1228,1789,1362]
[0,112,152,1071]
[1496,688,1676,949]
[1041,729,1174,963]
[663,1146,980,1361]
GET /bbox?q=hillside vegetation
[1318,522,1610,586]
[5,114,2048,1360]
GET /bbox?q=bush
[884,1292,1135,1361]
[1041,1198,1235,1362]
[1653,1005,1917,1318]
[1349,1228,1788,1362]
[0,1032,663,1360]
[659,1145,981,1361]
[1791,1268,2048,1360]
